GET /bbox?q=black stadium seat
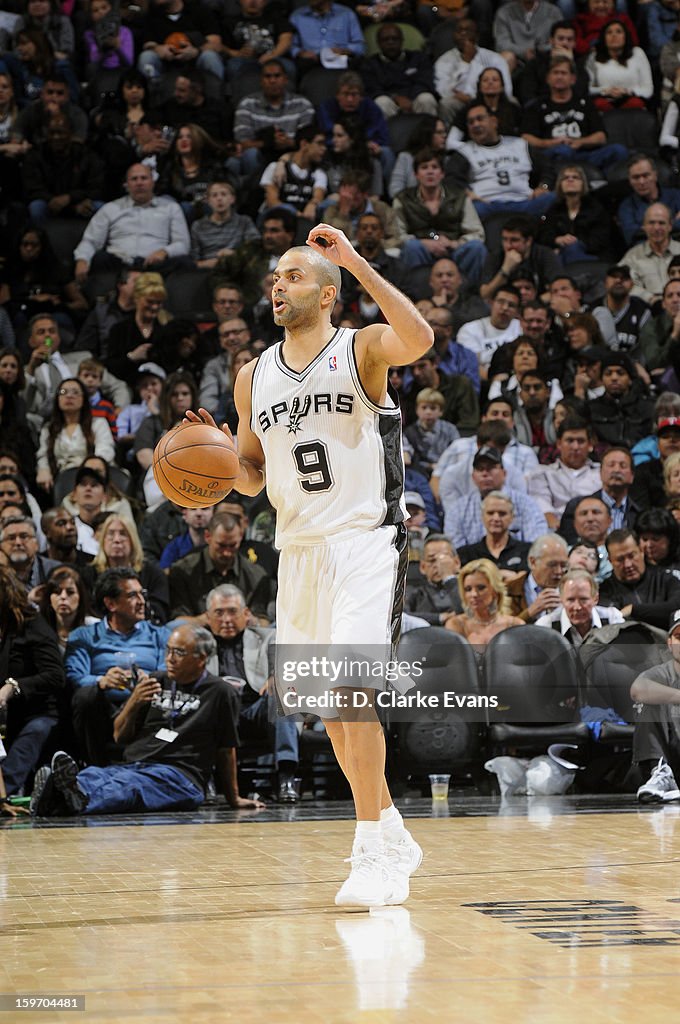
[387,113,422,154]
[163,269,214,317]
[483,625,590,752]
[602,109,658,153]
[298,68,344,105]
[389,627,486,778]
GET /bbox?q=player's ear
[320,284,337,310]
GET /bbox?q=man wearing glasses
[32,623,262,816]
[199,318,254,419]
[0,516,60,590]
[198,283,252,361]
[66,568,171,766]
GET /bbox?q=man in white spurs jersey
[187,224,433,909]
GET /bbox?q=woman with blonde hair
[104,272,172,387]
[664,450,680,501]
[86,513,169,623]
[444,557,525,645]
[537,164,610,263]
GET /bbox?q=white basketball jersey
[251,327,405,549]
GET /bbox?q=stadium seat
[566,260,609,304]
[53,465,132,506]
[426,19,458,61]
[387,112,422,154]
[163,269,214,317]
[298,68,344,105]
[43,218,85,268]
[483,210,513,252]
[364,22,425,56]
[228,67,265,105]
[602,109,658,153]
[580,623,670,745]
[389,626,485,778]
[483,625,589,752]
[401,265,432,301]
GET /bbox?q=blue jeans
[77,762,204,814]
[401,237,487,286]
[3,715,57,794]
[558,240,600,265]
[544,143,628,172]
[239,694,299,767]
[28,198,104,229]
[138,49,224,81]
[473,193,556,220]
[225,56,296,82]
[378,145,396,186]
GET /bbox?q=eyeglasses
[58,388,81,397]
[165,645,193,658]
[220,328,247,338]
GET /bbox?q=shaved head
[285,245,342,295]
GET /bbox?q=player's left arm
[307,224,434,368]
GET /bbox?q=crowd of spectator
[5,0,680,813]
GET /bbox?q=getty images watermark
[273,644,499,721]
[265,639,680,726]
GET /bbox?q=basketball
[152,421,239,508]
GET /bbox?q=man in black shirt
[592,265,651,354]
[588,352,655,448]
[31,624,262,815]
[205,583,299,802]
[157,71,232,139]
[169,511,274,621]
[221,0,294,83]
[599,529,680,630]
[138,0,224,81]
[521,56,627,187]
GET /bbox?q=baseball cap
[657,417,680,433]
[606,265,632,279]
[668,609,680,638]
[137,361,167,381]
[473,445,503,468]
[577,345,609,365]
[75,465,106,487]
[404,491,425,511]
[601,352,635,377]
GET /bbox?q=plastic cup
[429,773,450,801]
[113,651,137,687]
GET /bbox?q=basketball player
[187,224,433,908]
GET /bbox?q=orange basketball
[165,31,191,50]
[152,422,239,509]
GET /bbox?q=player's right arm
[186,360,266,497]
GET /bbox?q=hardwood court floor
[2,797,680,1024]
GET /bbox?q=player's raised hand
[307,224,357,268]
[185,407,236,446]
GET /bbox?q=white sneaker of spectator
[637,758,680,803]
